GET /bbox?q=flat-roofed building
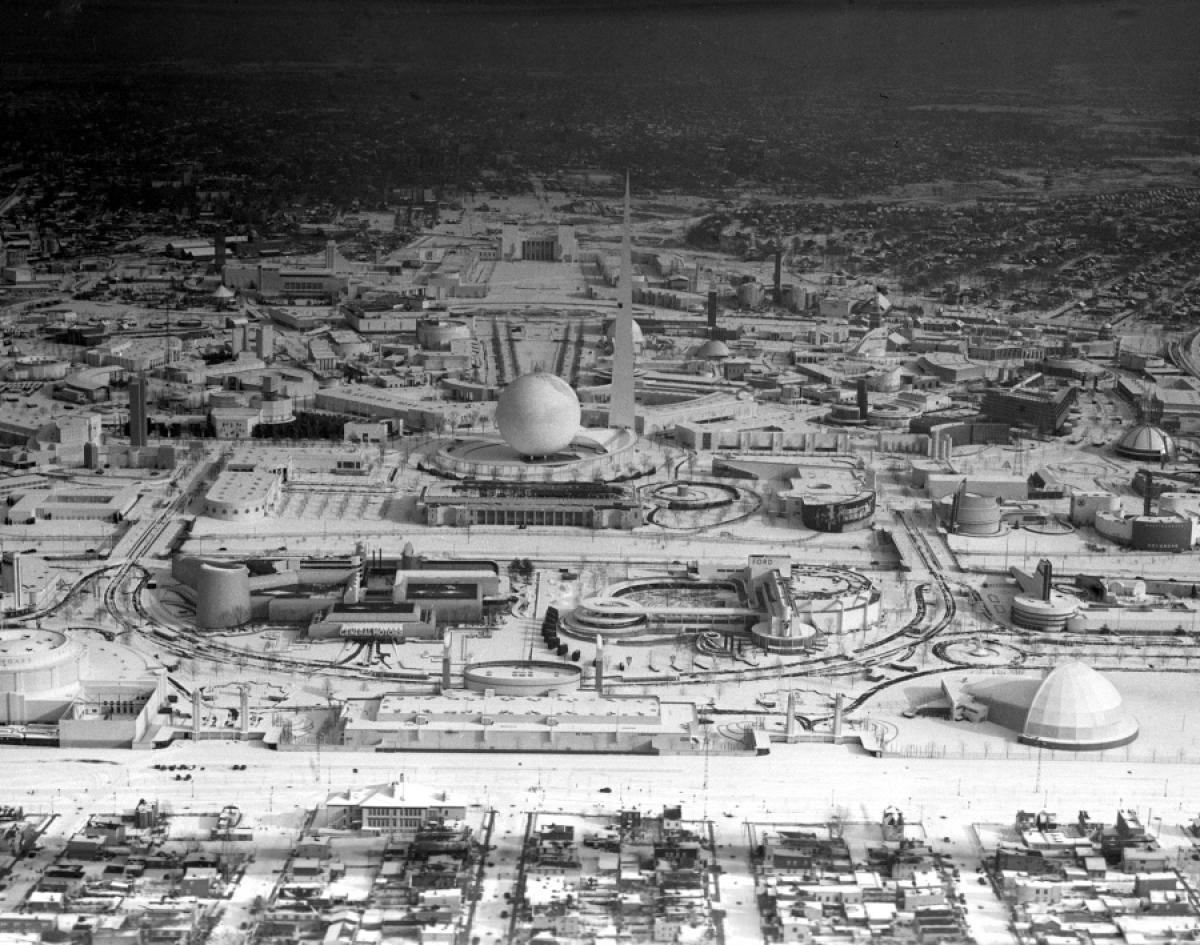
[917,352,988,384]
[393,563,500,623]
[85,338,171,373]
[308,601,438,640]
[219,444,377,482]
[5,485,139,525]
[336,691,699,754]
[59,676,170,749]
[0,408,101,466]
[209,406,260,439]
[981,385,1077,435]
[200,469,282,522]
[419,481,642,529]
[222,262,348,300]
[315,384,416,421]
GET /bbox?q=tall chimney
[9,551,23,611]
[707,290,718,334]
[856,377,869,420]
[594,635,605,694]
[1039,559,1053,602]
[607,176,636,430]
[774,249,783,303]
[441,635,453,691]
[129,373,149,448]
[1144,473,1154,517]
[214,233,226,272]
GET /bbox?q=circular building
[785,490,876,532]
[1021,661,1139,750]
[195,561,253,630]
[9,356,69,381]
[750,618,818,654]
[495,372,582,457]
[1113,424,1177,463]
[939,492,1002,536]
[0,629,81,695]
[867,402,918,430]
[827,402,868,426]
[1011,592,1079,631]
[463,660,582,695]
[416,318,471,351]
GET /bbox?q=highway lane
[3,742,1199,832]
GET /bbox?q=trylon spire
[608,173,637,429]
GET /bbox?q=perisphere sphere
[496,372,581,456]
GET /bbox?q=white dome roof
[603,317,644,343]
[1022,660,1138,749]
[1113,424,1177,461]
[695,339,732,359]
[495,372,581,457]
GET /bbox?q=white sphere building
[495,372,582,457]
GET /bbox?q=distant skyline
[3,0,1195,209]
[6,0,1165,31]
[5,0,1189,68]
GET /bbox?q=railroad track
[102,498,187,634]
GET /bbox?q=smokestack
[607,176,636,430]
[833,693,845,739]
[707,290,718,334]
[1039,559,1053,602]
[441,635,452,691]
[856,377,869,420]
[240,686,249,735]
[786,690,798,742]
[1144,473,1154,517]
[9,551,23,611]
[129,373,148,448]
[192,690,202,739]
[214,233,226,272]
[595,635,605,694]
[773,249,783,302]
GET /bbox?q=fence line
[885,742,1200,766]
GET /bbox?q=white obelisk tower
[608,175,637,430]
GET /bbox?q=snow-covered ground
[3,738,1199,941]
